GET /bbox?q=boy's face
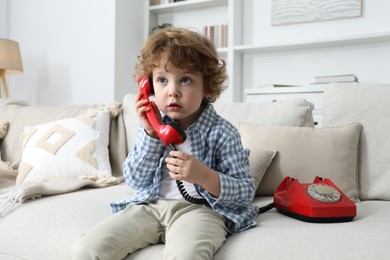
[152,56,205,130]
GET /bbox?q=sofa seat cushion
[1,183,389,260]
[212,199,390,260]
[0,183,134,260]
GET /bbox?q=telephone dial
[138,76,209,206]
[259,176,356,223]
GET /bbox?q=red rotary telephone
[137,76,208,206]
[271,176,356,223]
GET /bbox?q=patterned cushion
[16,109,112,184]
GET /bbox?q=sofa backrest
[213,99,315,129]
[323,83,390,201]
[121,93,315,151]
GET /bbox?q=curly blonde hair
[135,27,228,103]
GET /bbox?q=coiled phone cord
[169,144,209,206]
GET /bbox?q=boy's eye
[157,77,168,84]
[180,77,192,85]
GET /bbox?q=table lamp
[0,38,23,98]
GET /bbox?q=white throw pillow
[16,109,112,184]
[239,122,362,201]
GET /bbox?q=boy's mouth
[167,102,182,111]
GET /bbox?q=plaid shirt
[110,104,258,233]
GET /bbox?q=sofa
[0,82,389,260]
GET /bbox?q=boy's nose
[168,82,180,97]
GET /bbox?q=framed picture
[271,0,362,26]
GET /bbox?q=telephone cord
[169,144,210,206]
[258,202,275,214]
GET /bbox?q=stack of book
[150,0,186,6]
[203,24,228,48]
[257,84,301,88]
[312,74,358,84]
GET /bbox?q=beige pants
[70,199,228,260]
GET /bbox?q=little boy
[71,27,258,260]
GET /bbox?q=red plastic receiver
[138,76,186,147]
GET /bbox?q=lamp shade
[0,38,23,74]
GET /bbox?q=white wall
[4,0,144,105]
[0,0,7,37]
[115,0,145,100]
[242,0,390,45]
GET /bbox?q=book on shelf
[312,74,358,84]
[150,0,161,5]
[150,0,184,5]
[203,24,228,48]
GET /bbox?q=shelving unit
[144,0,390,108]
[145,0,228,39]
[149,0,227,13]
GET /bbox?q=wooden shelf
[150,0,227,13]
[235,31,390,53]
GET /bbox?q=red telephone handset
[138,76,186,147]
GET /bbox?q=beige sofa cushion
[323,83,390,200]
[249,149,276,189]
[214,98,315,129]
[239,122,362,201]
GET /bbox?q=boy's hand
[166,151,221,197]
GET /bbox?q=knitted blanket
[0,168,123,217]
